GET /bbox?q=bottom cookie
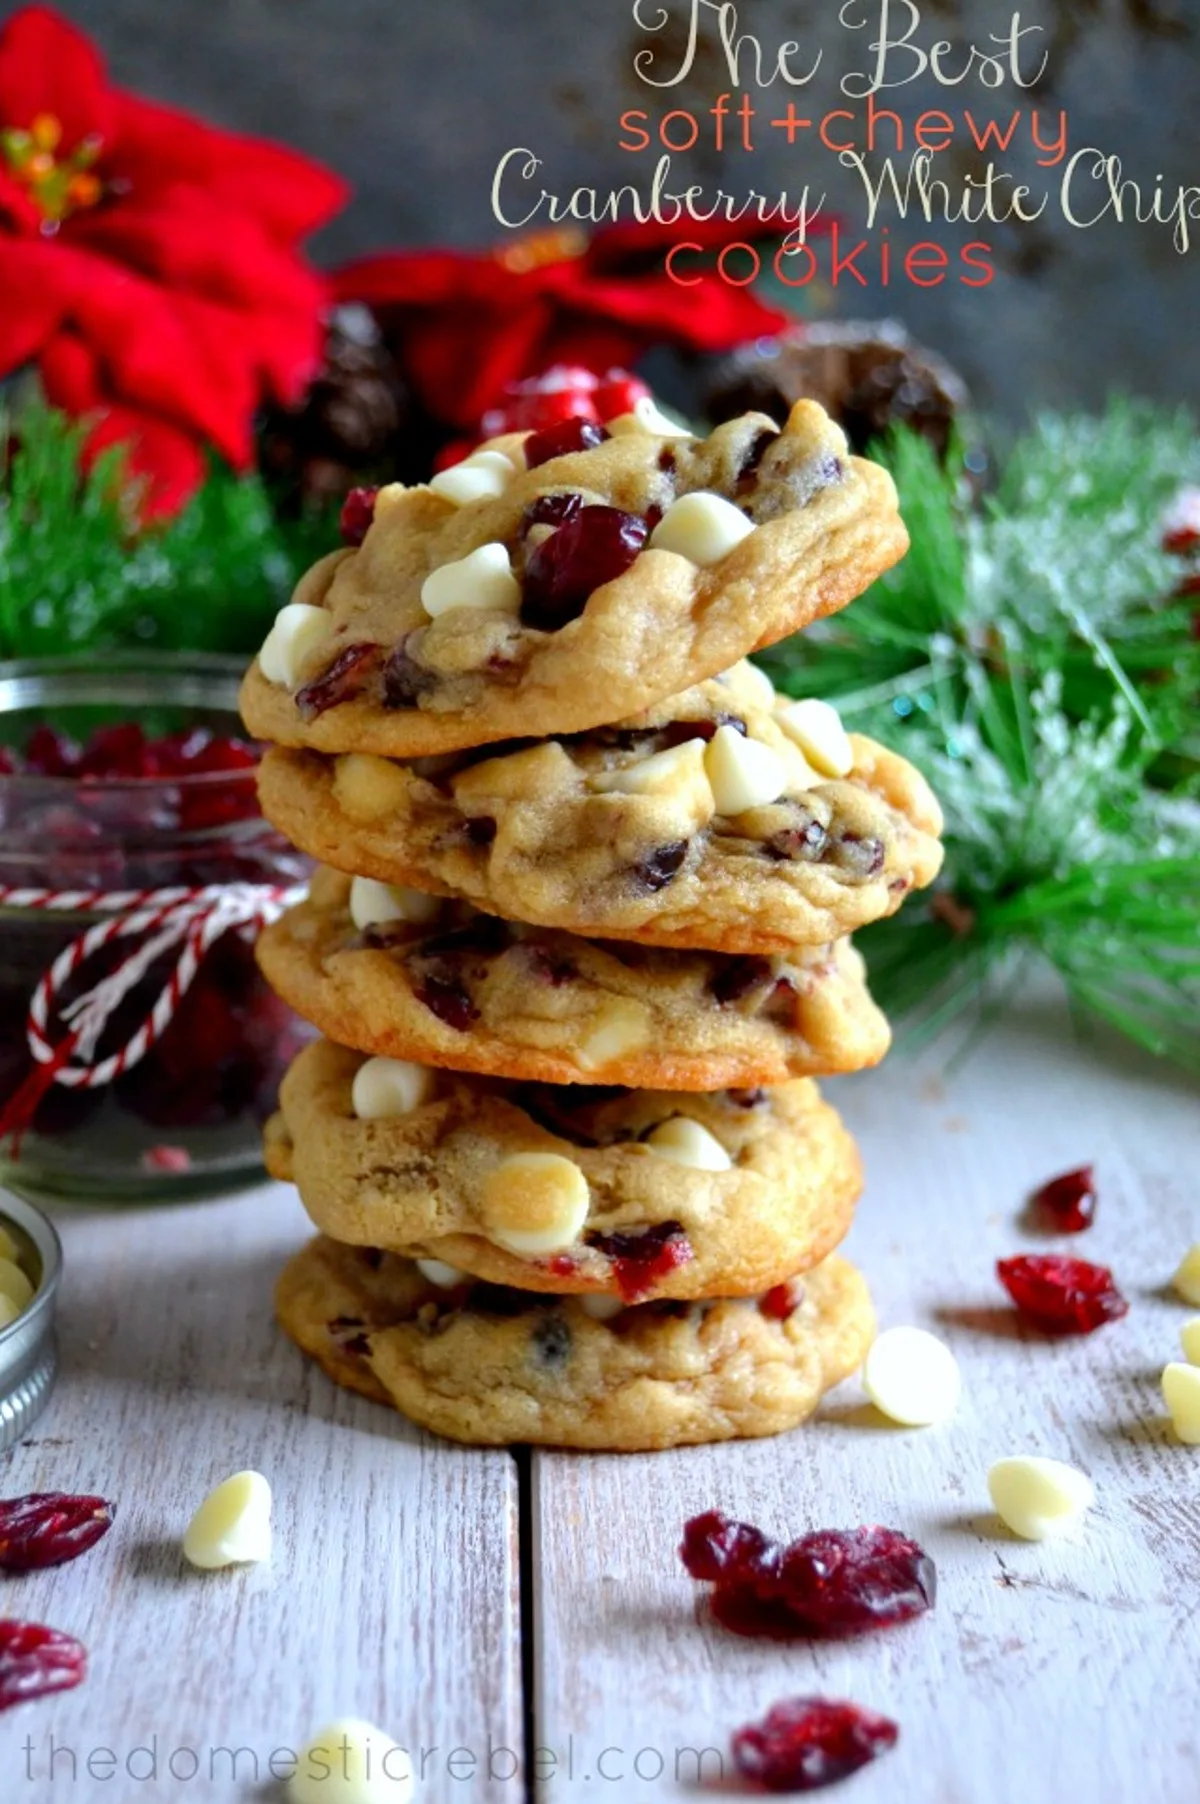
[275,1235,874,1451]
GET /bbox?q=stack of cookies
[240,398,943,1451]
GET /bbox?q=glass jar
[0,653,310,1202]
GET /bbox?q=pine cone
[704,321,969,461]
[258,303,412,511]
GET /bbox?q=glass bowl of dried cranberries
[0,653,310,1202]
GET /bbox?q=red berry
[24,725,79,777]
[732,1696,899,1793]
[760,1283,800,1321]
[77,723,147,779]
[524,416,609,469]
[522,506,648,631]
[0,1493,115,1570]
[681,1514,936,1639]
[0,1621,87,1710]
[586,1221,692,1301]
[594,371,650,419]
[1031,1164,1097,1233]
[340,486,378,546]
[997,1253,1128,1334]
[295,640,380,720]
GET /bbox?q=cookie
[239,401,908,758]
[264,1038,861,1301]
[274,1234,874,1449]
[258,662,943,953]
[255,868,891,1089]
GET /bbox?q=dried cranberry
[295,641,379,720]
[709,957,775,1007]
[728,1086,766,1108]
[0,1493,115,1570]
[1031,1164,1097,1234]
[680,1510,778,1583]
[463,815,497,847]
[633,840,689,892]
[760,1283,800,1322]
[524,945,579,987]
[328,1316,372,1357]
[732,1696,899,1792]
[681,1514,935,1639]
[524,492,584,533]
[586,1220,692,1301]
[531,1315,572,1368]
[766,817,828,862]
[521,506,648,631]
[23,726,79,777]
[340,485,378,546]
[412,970,479,1033]
[736,426,777,489]
[997,1254,1128,1334]
[381,639,435,709]
[524,416,609,468]
[0,1621,86,1711]
[77,723,147,779]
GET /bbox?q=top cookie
[239,401,908,757]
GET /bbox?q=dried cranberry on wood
[997,1254,1127,1334]
[1030,1165,1097,1234]
[0,1493,115,1570]
[0,1622,87,1711]
[732,1695,899,1792]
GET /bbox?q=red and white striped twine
[0,880,306,1091]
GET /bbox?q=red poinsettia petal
[83,403,208,518]
[0,163,43,235]
[109,91,346,243]
[404,300,556,427]
[331,249,496,311]
[543,263,787,352]
[0,239,71,369]
[0,5,116,150]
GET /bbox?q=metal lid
[0,1190,61,1452]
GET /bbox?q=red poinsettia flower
[0,6,347,513]
[334,215,797,431]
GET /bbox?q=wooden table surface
[0,979,1197,1803]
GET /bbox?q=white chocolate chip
[0,1258,34,1314]
[288,1718,414,1804]
[349,876,442,931]
[0,1224,20,1264]
[579,1293,625,1320]
[1181,1316,1200,1365]
[987,1456,1095,1541]
[1162,1362,1200,1443]
[644,1116,732,1172]
[416,1258,466,1289]
[649,491,755,566]
[577,997,652,1071]
[351,1057,435,1121]
[481,1152,590,1257]
[258,603,334,688]
[778,698,855,779]
[606,396,695,437]
[333,754,411,823]
[862,1326,961,1427]
[733,660,776,709]
[704,724,786,816]
[1172,1243,1200,1306]
[593,738,715,826]
[182,1470,272,1570]
[420,542,520,619]
[429,449,517,506]
[0,1295,22,1330]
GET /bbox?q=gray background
[26,0,1199,420]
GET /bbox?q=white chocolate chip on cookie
[429,449,517,506]
[420,543,521,618]
[258,603,334,688]
[416,1257,467,1289]
[577,997,653,1071]
[333,753,412,822]
[704,724,786,815]
[607,396,695,437]
[579,1293,625,1320]
[649,492,755,566]
[481,1151,590,1256]
[351,1057,435,1120]
[779,698,855,779]
[594,738,715,827]
[645,1116,732,1172]
[349,876,442,931]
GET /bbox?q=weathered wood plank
[0,1183,522,1803]
[532,986,1200,1802]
